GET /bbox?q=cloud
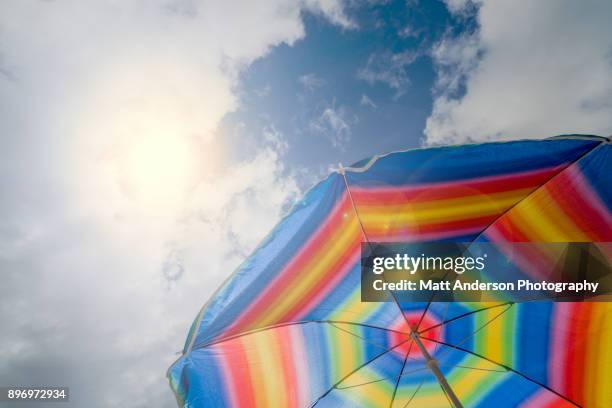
[311,103,356,147]
[304,0,357,29]
[253,84,272,97]
[360,93,378,108]
[0,0,346,406]
[357,50,419,98]
[263,124,290,154]
[299,72,327,91]
[425,0,612,145]
[398,25,423,39]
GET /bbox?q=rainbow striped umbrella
[168,136,611,407]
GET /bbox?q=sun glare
[118,132,202,208]
[76,59,226,213]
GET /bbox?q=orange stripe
[279,236,362,322]
[253,219,361,328]
[225,195,354,334]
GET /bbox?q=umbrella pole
[410,332,464,408]
[340,163,463,407]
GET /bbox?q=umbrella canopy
[168,136,611,407]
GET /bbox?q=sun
[117,131,202,209]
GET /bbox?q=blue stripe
[577,144,610,211]
[180,350,232,407]
[193,173,346,345]
[346,139,598,187]
[515,302,553,385]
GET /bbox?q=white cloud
[357,50,419,98]
[263,124,290,154]
[0,0,346,406]
[360,93,378,109]
[299,72,327,91]
[254,84,272,97]
[425,0,612,145]
[398,25,423,39]
[311,103,356,147]
[304,0,357,29]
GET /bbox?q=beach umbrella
[168,135,611,407]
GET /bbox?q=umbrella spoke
[412,142,604,340]
[402,379,424,408]
[438,364,508,373]
[389,340,413,407]
[418,302,512,335]
[309,338,412,407]
[329,322,394,351]
[339,165,412,329]
[193,319,402,350]
[331,361,507,392]
[423,303,514,361]
[334,366,431,391]
[420,337,582,408]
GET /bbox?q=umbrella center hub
[387,311,444,359]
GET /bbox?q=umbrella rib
[420,337,583,408]
[309,337,412,407]
[418,302,513,334]
[335,366,434,390]
[432,303,515,362]
[338,165,412,329]
[420,295,571,336]
[389,340,413,408]
[402,379,424,408]
[329,322,398,351]
[413,139,605,334]
[192,319,405,350]
[335,361,507,391]
[458,140,605,247]
[439,364,508,373]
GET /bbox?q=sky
[0,0,611,407]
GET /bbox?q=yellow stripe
[331,325,362,381]
[359,189,531,228]
[448,354,504,406]
[253,217,361,328]
[240,335,268,407]
[329,289,387,325]
[498,202,547,241]
[475,306,516,366]
[343,373,393,407]
[511,190,588,241]
[250,330,287,407]
[399,382,451,407]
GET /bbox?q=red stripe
[365,214,497,238]
[217,339,257,407]
[485,216,531,242]
[562,303,591,405]
[224,194,353,336]
[545,168,612,241]
[367,227,485,242]
[350,166,562,205]
[280,237,362,323]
